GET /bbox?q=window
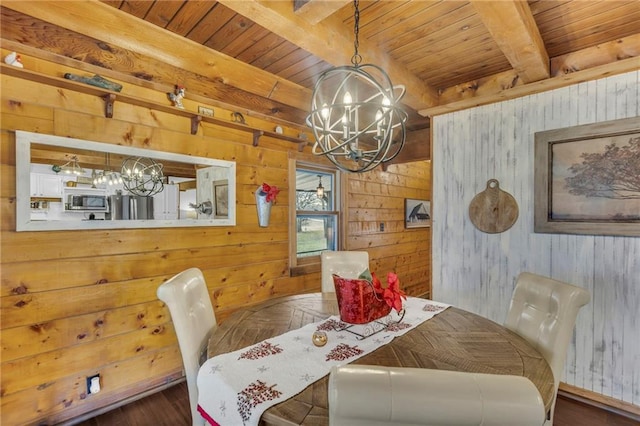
[290,164,340,270]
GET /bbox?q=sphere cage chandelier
[306,0,407,173]
[120,156,165,196]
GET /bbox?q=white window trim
[288,159,344,275]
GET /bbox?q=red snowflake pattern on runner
[237,380,282,424]
[317,319,348,332]
[423,303,445,312]
[326,343,364,361]
[386,321,411,332]
[238,341,283,360]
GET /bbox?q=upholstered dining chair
[328,365,545,425]
[157,268,217,426]
[321,250,370,293]
[504,272,591,425]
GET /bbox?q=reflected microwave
[67,194,109,211]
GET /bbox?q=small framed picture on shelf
[405,198,431,229]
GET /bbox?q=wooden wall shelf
[1,64,308,149]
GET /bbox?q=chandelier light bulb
[321,104,329,120]
[343,92,352,106]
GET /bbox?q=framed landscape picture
[405,198,431,229]
[213,180,229,219]
[534,116,640,237]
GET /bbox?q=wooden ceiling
[2,1,639,158]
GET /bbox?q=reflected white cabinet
[30,173,62,198]
[153,184,179,220]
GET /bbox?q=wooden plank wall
[346,164,431,296]
[431,70,639,408]
[0,55,430,425]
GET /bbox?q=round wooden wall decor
[468,179,519,233]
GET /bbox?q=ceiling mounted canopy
[306,0,407,173]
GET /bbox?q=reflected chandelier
[60,155,85,175]
[306,0,407,173]
[93,153,123,186]
[120,156,164,196]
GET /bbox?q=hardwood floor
[71,381,639,426]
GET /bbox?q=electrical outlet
[87,374,101,395]
[380,222,385,231]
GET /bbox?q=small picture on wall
[213,180,228,219]
[405,198,431,228]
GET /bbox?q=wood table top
[207,293,555,425]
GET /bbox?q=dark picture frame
[213,180,229,219]
[534,116,640,237]
[405,198,431,229]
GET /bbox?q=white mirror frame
[16,130,236,231]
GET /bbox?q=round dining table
[207,293,554,425]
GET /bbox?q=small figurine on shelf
[4,52,24,68]
[63,73,123,92]
[168,84,185,109]
[231,111,245,124]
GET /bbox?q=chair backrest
[328,365,545,426]
[504,272,590,425]
[157,268,217,426]
[321,250,370,293]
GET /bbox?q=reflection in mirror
[16,131,236,231]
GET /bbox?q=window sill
[290,262,321,277]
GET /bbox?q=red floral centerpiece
[332,270,406,324]
[372,272,406,314]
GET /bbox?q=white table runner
[196,297,449,426]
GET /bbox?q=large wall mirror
[16,130,236,231]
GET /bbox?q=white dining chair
[504,272,591,425]
[157,268,217,426]
[321,250,370,293]
[328,365,546,426]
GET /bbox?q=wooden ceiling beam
[470,0,549,83]
[217,0,440,110]
[385,128,431,165]
[550,34,640,77]
[293,0,351,25]
[2,0,312,112]
[419,50,640,117]
[421,33,640,117]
